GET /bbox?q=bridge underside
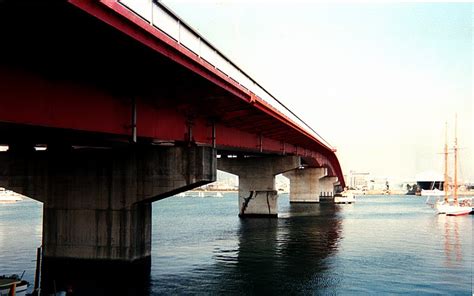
[0,0,342,180]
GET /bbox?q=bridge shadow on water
[38,202,343,295]
[40,258,152,296]
[208,202,344,295]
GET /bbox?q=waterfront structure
[0,0,344,293]
[345,171,400,194]
[416,171,445,196]
[349,171,370,189]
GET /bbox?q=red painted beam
[69,0,252,106]
[71,0,334,154]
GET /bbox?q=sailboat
[427,118,472,216]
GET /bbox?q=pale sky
[162,1,473,182]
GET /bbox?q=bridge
[0,0,344,293]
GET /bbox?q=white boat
[0,188,23,203]
[0,275,29,296]
[420,188,445,196]
[426,118,472,216]
[433,198,472,216]
[348,189,364,196]
[198,191,223,198]
[334,190,356,204]
[177,191,224,198]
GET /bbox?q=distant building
[349,171,369,190]
[347,171,409,194]
[368,177,390,191]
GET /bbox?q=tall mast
[453,114,458,205]
[444,121,449,203]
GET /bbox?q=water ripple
[1,195,472,295]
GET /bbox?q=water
[0,194,472,295]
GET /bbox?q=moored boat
[426,118,472,216]
[420,188,445,197]
[334,189,356,204]
[434,198,472,216]
[0,274,29,296]
[176,191,224,198]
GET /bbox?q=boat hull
[435,202,472,216]
[334,192,355,204]
[0,280,28,296]
[420,189,445,196]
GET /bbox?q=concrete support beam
[283,167,327,203]
[218,156,300,217]
[0,145,216,204]
[0,145,216,293]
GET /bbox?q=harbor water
[0,194,472,295]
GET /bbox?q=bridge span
[0,0,345,293]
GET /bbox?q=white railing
[118,0,333,149]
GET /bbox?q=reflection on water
[438,215,463,267]
[0,194,472,295]
[208,202,343,294]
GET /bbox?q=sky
[161,1,473,182]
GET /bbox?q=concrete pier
[319,176,338,198]
[218,156,300,217]
[0,144,216,293]
[284,167,327,203]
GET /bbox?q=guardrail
[118,0,334,150]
